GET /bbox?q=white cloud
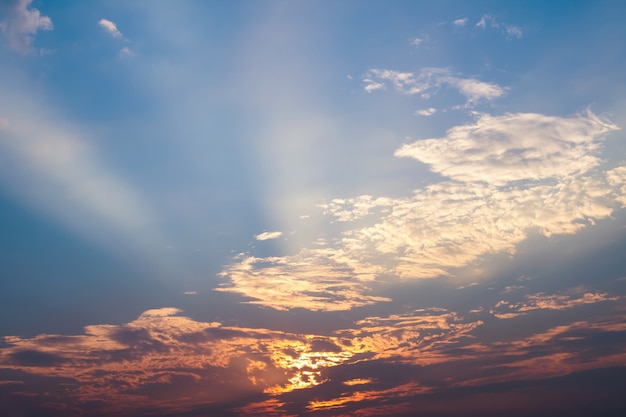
[363,67,506,106]
[184,290,198,295]
[0,0,52,53]
[441,76,506,104]
[98,18,122,38]
[395,110,618,185]
[255,231,283,241]
[416,108,437,116]
[363,77,386,93]
[453,18,468,26]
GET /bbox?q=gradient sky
[1,1,626,416]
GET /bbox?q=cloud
[0,87,172,272]
[363,67,506,106]
[2,304,625,416]
[476,14,493,29]
[221,109,624,303]
[0,0,52,53]
[98,18,122,38]
[409,37,423,47]
[395,110,619,185]
[505,25,523,39]
[476,14,523,39]
[453,18,468,26]
[118,46,132,57]
[416,108,437,117]
[216,250,391,311]
[492,291,620,319]
[255,231,283,241]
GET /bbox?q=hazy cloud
[409,37,423,47]
[0,0,52,53]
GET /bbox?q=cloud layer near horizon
[1,294,624,416]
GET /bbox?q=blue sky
[1,1,626,416]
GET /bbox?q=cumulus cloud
[324,110,623,279]
[395,110,618,184]
[98,18,122,38]
[255,231,283,241]
[0,0,52,53]
[363,67,506,106]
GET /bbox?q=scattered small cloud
[255,231,283,241]
[0,0,53,53]
[98,18,122,38]
[0,118,8,128]
[184,291,197,295]
[416,108,437,116]
[453,18,468,26]
[476,14,494,29]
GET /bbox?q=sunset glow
[1,1,626,416]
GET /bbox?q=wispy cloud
[492,291,620,319]
[0,87,170,271]
[363,67,506,106]
[0,0,52,53]
[255,231,283,241]
[476,14,523,39]
[98,18,122,38]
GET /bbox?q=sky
[1,1,626,416]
